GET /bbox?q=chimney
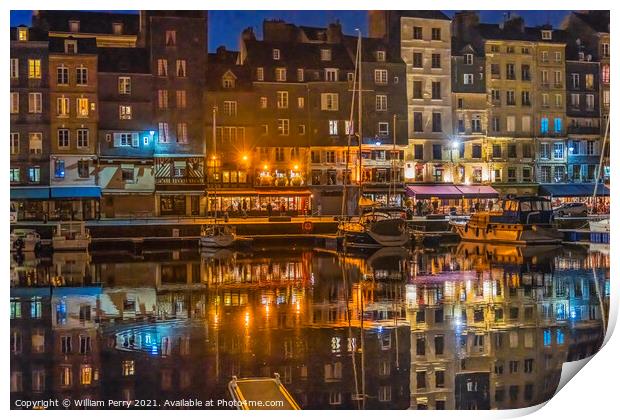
[503,15,525,33]
[452,11,479,44]
[241,27,256,42]
[327,20,343,43]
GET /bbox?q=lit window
[157,59,168,77]
[176,59,186,77]
[158,122,169,143]
[29,132,42,155]
[10,92,19,113]
[177,123,188,143]
[329,120,338,135]
[113,22,123,35]
[81,365,92,385]
[165,30,176,47]
[118,76,131,94]
[57,96,69,116]
[28,59,41,79]
[18,27,28,41]
[272,49,280,60]
[10,133,19,155]
[166,31,177,47]
[540,118,549,134]
[320,48,332,61]
[275,67,287,82]
[256,67,264,81]
[176,90,186,108]
[122,360,135,376]
[69,20,80,32]
[76,97,89,117]
[223,101,237,116]
[277,91,289,109]
[277,119,289,136]
[54,159,65,178]
[119,105,132,120]
[376,50,386,61]
[321,93,339,111]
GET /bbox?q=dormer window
[320,48,332,61]
[578,51,585,61]
[541,30,552,40]
[69,20,80,32]
[272,49,280,60]
[65,40,77,54]
[18,27,28,41]
[222,76,235,89]
[376,50,386,62]
[113,22,123,35]
[464,53,473,65]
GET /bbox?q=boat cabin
[491,196,554,225]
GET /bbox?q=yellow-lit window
[80,366,92,385]
[122,360,135,376]
[18,27,28,41]
[28,59,41,79]
[76,97,89,117]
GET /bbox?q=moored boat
[10,228,42,253]
[589,217,609,233]
[199,224,237,248]
[52,222,91,251]
[339,210,409,249]
[450,196,562,245]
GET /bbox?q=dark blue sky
[10,10,571,52]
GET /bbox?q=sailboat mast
[341,33,361,219]
[357,31,363,212]
[212,106,218,221]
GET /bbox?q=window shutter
[113,133,121,147]
[320,94,327,110]
[131,133,139,147]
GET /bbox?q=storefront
[157,192,203,216]
[49,186,101,220]
[10,187,51,221]
[405,184,499,215]
[208,189,311,216]
[539,183,610,213]
[362,185,405,207]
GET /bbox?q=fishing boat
[199,224,237,248]
[52,221,91,251]
[588,117,610,234]
[10,228,42,253]
[450,196,562,245]
[339,203,409,249]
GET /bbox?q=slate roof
[98,47,150,73]
[243,39,354,69]
[342,35,405,64]
[35,10,139,35]
[396,10,451,21]
[48,36,98,54]
[478,22,568,43]
[10,26,48,42]
[574,11,610,34]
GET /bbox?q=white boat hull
[52,238,90,251]
[589,218,610,233]
[199,234,236,248]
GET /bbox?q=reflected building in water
[10,244,608,410]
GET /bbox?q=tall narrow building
[370,11,453,185]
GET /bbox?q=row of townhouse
[10,10,610,220]
[369,10,610,200]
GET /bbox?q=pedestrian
[267,202,272,217]
[416,200,423,216]
[280,202,286,215]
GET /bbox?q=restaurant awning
[456,185,500,198]
[406,185,462,199]
[539,183,610,197]
[213,189,312,197]
[50,186,101,199]
[10,187,50,200]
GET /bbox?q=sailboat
[337,31,409,249]
[589,116,610,233]
[200,106,238,248]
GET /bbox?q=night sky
[10,10,572,52]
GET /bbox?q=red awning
[455,185,500,198]
[406,185,462,199]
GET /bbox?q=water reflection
[10,244,609,410]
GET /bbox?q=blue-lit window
[31,297,42,319]
[54,160,65,179]
[543,329,551,346]
[540,118,549,134]
[56,300,67,325]
[554,118,562,133]
[556,303,566,320]
[556,329,565,345]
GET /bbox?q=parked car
[553,202,588,217]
